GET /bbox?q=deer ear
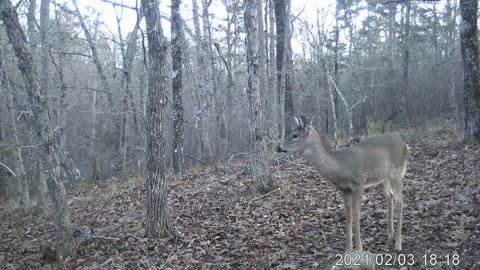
[299,115,310,126]
[293,116,305,128]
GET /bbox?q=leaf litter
[0,126,479,269]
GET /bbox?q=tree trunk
[447,0,459,126]
[273,0,294,135]
[274,0,286,135]
[0,0,74,258]
[172,0,185,174]
[191,0,207,160]
[116,11,142,173]
[333,2,340,124]
[245,0,276,194]
[460,0,480,139]
[401,0,411,121]
[142,0,170,238]
[201,0,218,161]
[268,0,279,140]
[0,51,30,215]
[283,0,294,132]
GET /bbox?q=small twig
[159,235,182,270]
[184,154,207,166]
[0,162,16,177]
[86,190,118,218]
[275,157,315,171]
[124,234,142,241]
[243,188,281,205]
[228,152,249,163]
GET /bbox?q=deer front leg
[352,189,364,251]
[342,191,353,253]
[383,182,395,241]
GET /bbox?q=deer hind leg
[352,188,364,251]
[342,191,353,253]
[383,180,395,241]
[391,169,405,251]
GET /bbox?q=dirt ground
[1,126,479,269]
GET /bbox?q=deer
[277,116,408,253]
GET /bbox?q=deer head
[277,116,312,154]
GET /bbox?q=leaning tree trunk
[0,0,74,258]
[245,0,276,194]
[460,0,480,139]
[171,0,185,174]
[142,0,170,238]
[73,0,120,168]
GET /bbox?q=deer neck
[302,129,340,179]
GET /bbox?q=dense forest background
[0,0,466,184]
[1,0,480,267]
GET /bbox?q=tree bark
[172,0,185,174]
[401,0,411,121]
[460,0,480,139]
[447,0,459,125]
[245,0,276,194]
[274,0,286,135]
[201,0,218,160]
[268,0,279,140]
[0,0,74,258]
[191,0,208,160]
[142,0,170,238]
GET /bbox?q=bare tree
[245,0,276,194]
[142,0,170,238]
[274,0,294,135]
[401,0,411,121]
[172,0,185,174]
[73,0,120,174]
[0,51,30,215]
[268,0,279,140]
[114,6,143,172]
[460,0,480,139]
[0,0,74,258]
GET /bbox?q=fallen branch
[184,154,207,166]
[190,166,249,196]
[274,157,314,171]
[76,212,141,246]
[79,235,121,242]
[243,188,281,205]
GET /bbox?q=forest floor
[1,125,480,270]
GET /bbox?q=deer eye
[292,133,298,139]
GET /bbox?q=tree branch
[0,161,16,177]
